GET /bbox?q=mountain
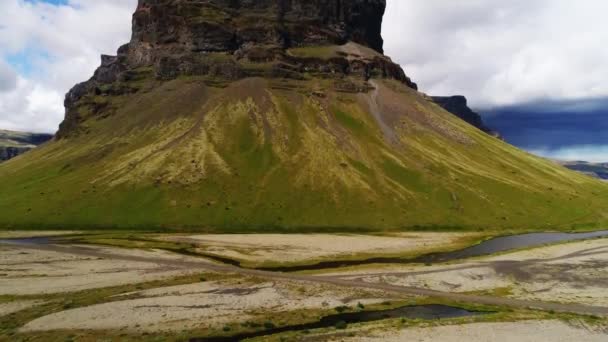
[0,130,53,162]
[432,96,501,138]
[561,161,608,180]
[0,0,607,231]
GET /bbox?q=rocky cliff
[0,146,30,161]
[132,0,387,53]
[432,96,501,138]
[58,0,416,138]
[0,130,53,162]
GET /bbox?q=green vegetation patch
[1,79,608,232]
[287,46,340,59]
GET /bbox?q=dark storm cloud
[482,98,608,162]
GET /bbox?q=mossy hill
[1,0,607,231]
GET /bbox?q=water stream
[258,230,608,272]
[2,230,608,272]
[189,304,486,342]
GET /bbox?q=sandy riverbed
[21,278,397,333]
[161,233,480,266]
[0,245,210,295]
[329,238,608,306]
[341,320,607,342]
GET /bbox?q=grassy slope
[0,75,607,231]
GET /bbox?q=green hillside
[1,72,607,231]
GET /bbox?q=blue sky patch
[25,0,69,5]
[5,49,53,77]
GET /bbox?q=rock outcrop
[0,130,53,162]
[58,0,417,138]
[0,146,30,161]
[432,96,501,138]
[132,0,387,53]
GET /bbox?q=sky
[481,98,608,163]
[0,0,607,161]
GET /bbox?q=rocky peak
[58,0,417,138]
[132,0,386,53]
[122,0,394,73]
[432,96,501,138]
[432,96,482,128]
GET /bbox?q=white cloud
[0,76,63,133]
[0,0,136,133]
[530,145,608,163]
[383,0,608,108]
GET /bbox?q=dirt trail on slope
[366,80,397,143]
[5,242,608,317]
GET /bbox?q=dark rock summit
[57,0,417,138]
[432,96,501,138]
[132,0,387,53]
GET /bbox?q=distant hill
[0,130,53,162]
[561,161,608,180]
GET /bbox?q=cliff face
[0,130,53,162]
[132,0,387,53]
[0,146,30,161]
[432,96,501,138]
[58,0,416,138]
